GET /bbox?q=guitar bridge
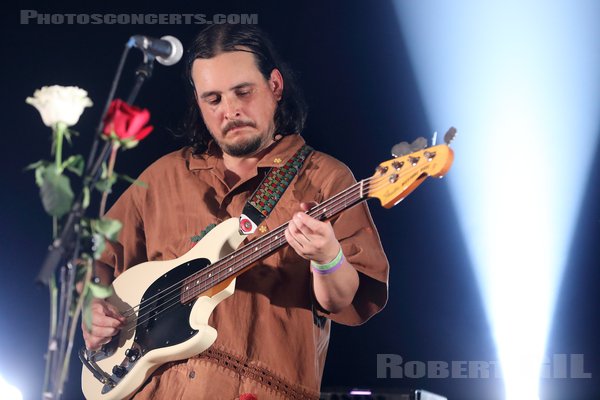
[79,347,116,388]
[79,343,144,394]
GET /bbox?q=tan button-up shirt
[99,134,389,399]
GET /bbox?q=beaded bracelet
[310,248,344,275]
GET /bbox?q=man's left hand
[284,202,340,264]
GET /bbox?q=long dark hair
[180,24,307,154]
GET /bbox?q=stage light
[0,374,22,400]
[393,0,600,398]
[349,389,372,395]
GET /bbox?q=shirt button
[188,370,195,379]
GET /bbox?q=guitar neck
[180,141,457,302]
[235,179,368,268]
[182,179,369,301]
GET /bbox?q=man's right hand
[82,298,126,351]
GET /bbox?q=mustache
[222,119,257,135]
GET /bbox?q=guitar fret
[182,173,385,303]
[182,180,366,304]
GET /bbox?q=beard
[211,119,275,157]
[219,133,265,157]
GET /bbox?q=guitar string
[126,165,422,332]
[128,164,431,333]
[121,174,372,320]
[124,175,380,331]
[125,163,422,327]
[125,158,430,330]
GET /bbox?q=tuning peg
[444,127,457,145]
[410,137,428,152]
[391,141,411,158]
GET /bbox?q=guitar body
[81,218,246,400]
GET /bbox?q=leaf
[121,139,139,149]
[63,129,72,146]
[94,174,117,193]
[89,282,113,299]
[100,161,108,179]
[24,160,51,187]
[62,154,84,176]
[92,233,106,260]
[24,159,50,171]
[75,262,88,282]
[63,127,79,146]
[34,164,47,187]
[116,173,147,188]
[90,218,122,259]
[93,218,122,241]
[82,186,90,209]
[40,168,74,218]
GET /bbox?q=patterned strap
[241,145,313,228]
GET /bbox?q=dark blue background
[1,1,598,399]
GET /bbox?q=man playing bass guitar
[82,24,389,400]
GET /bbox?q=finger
[293,212,327,233]
[300,202,317,212]
[292,213,318,237]
[285,227,307,256]
[82,326,115,350]
[89,324,120,338]
[91,298,125,321]
[285,224,304,248]
[80,317,118,336]
[85,335,112,351]
[86,332,115,346]
[100,301,126,322]
[288,219,312,246]
[82,318,118,351]
[286,226,323,261]
[92,313,124,329]
[85,339,101,352]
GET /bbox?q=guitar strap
[239,144,313,235]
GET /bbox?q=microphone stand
[40,44,157,400]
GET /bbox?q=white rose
[26,85,93,127]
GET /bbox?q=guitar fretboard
[180,178,370,303]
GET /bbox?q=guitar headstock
[366,144,454,208]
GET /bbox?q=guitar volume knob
[112,365,127,378]
[125,348,140,362]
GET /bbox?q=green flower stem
[54,122,67,174]
[99,143,120,217]
[59,259,92,392]
[42,275,58,395]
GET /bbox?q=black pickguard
[134,258,211,353]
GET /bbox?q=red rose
[102,99,153,143]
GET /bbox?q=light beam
[393,0,600,398]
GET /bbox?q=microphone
[129,35,184,66]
